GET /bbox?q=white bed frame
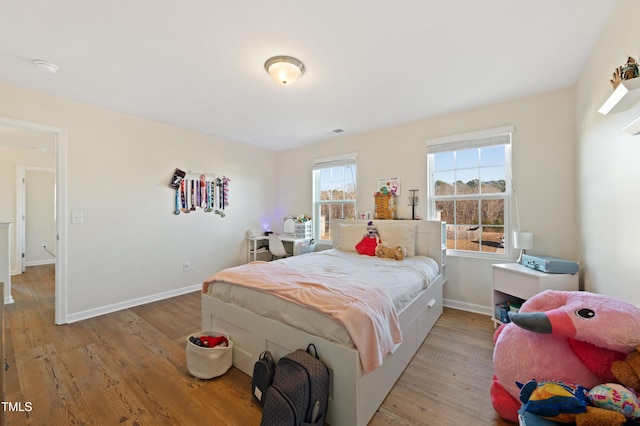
[201,220,445,426]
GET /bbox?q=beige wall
[576,0,640,305]
[276,88,577,313]
[0,83,277,321]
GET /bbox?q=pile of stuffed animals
[491,290,640,425]
[355,221,407,260]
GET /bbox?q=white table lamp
[513,231,533,264]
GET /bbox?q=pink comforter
[203,261,402,374]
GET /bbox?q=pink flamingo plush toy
[491,290,640,423]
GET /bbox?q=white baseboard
[443,298,492,317]
[25,259,56,267]
[65,283,202,324]
[65,291,494,326]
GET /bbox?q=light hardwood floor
[4,265,514,425]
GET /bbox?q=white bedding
[205,248,439,347]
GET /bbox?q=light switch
[71,211,83,224]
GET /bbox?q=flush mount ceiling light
[33,59,59,74]
[264,55,305,85]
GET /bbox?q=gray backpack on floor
[260,344,330,426]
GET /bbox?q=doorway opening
[0,116,68,324]
[17,167,56,273]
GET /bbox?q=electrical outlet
[183,262,191,273]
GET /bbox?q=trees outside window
[428,128,512,256]
[312,157,357,243]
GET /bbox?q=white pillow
[378,223,417,256]
[335,223,367,252]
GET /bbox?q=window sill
[446,249,513,262]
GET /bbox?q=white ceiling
[0,0,617,152]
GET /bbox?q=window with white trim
[427,127,512,257]
[312,153,357,243]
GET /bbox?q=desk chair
[268,234,291,260]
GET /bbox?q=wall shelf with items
[598,77,640,115]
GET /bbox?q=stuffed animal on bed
[375,242,406,260]
[355,221,381,256]
[366,221,379,240]
[491,290,640,423]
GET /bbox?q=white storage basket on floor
[186,331,233,379]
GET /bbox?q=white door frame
[1,116,68,325]
[17,166,56,272]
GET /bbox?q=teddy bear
[375,242,406,260]
[575,406,627,426]
[611,345,640,391]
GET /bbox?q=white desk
[247,235,313,262]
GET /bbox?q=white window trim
[312,152,359,168]
[426,125,514,146]
[426,126,513,260]
[312,153,358,243]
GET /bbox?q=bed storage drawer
[359,277,443,424]
[417,279,443,343]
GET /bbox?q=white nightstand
[492,263,579,327]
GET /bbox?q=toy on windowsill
[490,290,640,423]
